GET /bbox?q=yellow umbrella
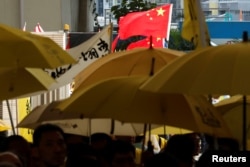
[214,95,250,147]
[73,47,185,90]
[0,67,56,134]
[17,102,160,136]
[140,32,250,150]
[0,119,10,131]
[140,33,250,95]
[0,67,56,100]
[53,76,231,138]
[0,23,76,69]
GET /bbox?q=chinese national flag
[127,36,163,50]
[118,4,173,40]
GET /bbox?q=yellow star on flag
[157,8,165,16]
[156,37,162,42]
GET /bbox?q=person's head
[217,137,239,151]
[0,151,23,167]
[163,134,195,166]
[0,135,30,167]
[32,124,67,167]
[65,143,98,167]
[90,133,113,153]
[107,140,136,167]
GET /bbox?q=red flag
[118,4,173,40]
[127,36,163,50]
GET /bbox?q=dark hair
[33,124,65,146]
[90,133,112,143]
[163,134,195,164]
[0,135,28,152]
[217,137,240,151]
[106,140,135,162]
[66,143,99,167]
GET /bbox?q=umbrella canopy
[17,102,159,136]
[140,32,250,150]
[0,24,76,69]
[0,119,10,132]
[0,67,56,100]
[54,76,231,138]
[73,47,185,90]
[18,118,158,137]
[214,95,250,144]
[140,37,250,95]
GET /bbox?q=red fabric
[112,35,119,52]
[127,36,163,50]
[118,4,172,40]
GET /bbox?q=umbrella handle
[149,57,155,76]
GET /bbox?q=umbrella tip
[243,31,248,42]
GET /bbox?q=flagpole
[109,23,113,54]
[195,0,208,48]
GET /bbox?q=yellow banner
[17,98,33,142]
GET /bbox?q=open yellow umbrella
[73,47,185,90]
[0,23,76,69]
[140,32,250,150]
[0,67,56,134]
[214,95,250,147]
[50,76,232,138]
[0,67,56,100]
[17,102,160,136]
[141,32,250,95]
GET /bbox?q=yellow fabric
[149,125,192,135]
[135,148,142,165]
[73,47,185,90]
[0,67,55,100]
[0,119,10,132]
[55,76,232,138]
[182,0,210,49]
[17,98,33,142]
[140,42,250,95]
[0,23,76,69]
[215,95,250,145]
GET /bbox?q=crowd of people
[0,123,239,167]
